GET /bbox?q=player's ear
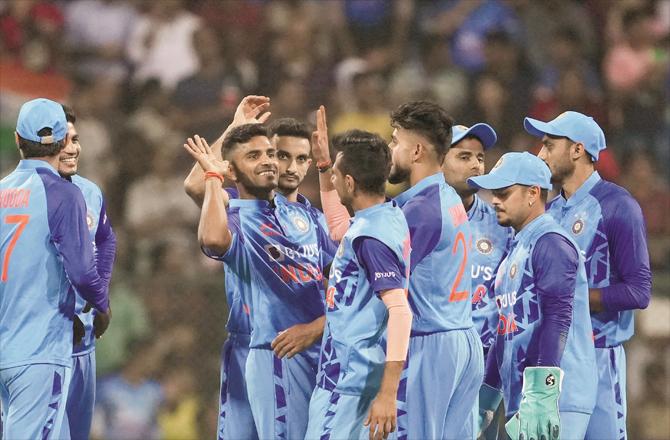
[571,142,586,161]
[344,174,355,194]
[226,159,239,182]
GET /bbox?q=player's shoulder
[591,179,642,219]
[71,174,103,194]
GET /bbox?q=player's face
[490,185,531,229]
[58,122,81,177]
[273,135,312,193]
[388,127,413,184]
[443,137,485,197]
[537,135,575,184]
[229,136,278,193]
[331,152,352,208]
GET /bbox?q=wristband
[316,160,332,173]
[205,171,224,182]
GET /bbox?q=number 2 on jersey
[449,231,469,302]
[1,214,30,282]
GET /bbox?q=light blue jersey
[468,194,513,351]
[491,214,597,417]
[546,171,652,348]
[316,201,410,396]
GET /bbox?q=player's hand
[311,105,331,164]
[184,135,232,177]
[364,393,396,440]
[232,95,271,126]
[73,315,85,346]
[271,322,322,359]
[93,307,112,339]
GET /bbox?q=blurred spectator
[126,0,200,90]
[64,0,137,80]
[158,367,201,440]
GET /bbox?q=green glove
[505,366,563,440]
[478,383,503,436]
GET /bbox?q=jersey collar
[562,171,601,208]
[514,213,551,244]
[394,172,444,206]
[17,159,59,176]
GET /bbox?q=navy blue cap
[467,152,552,190]
[451,123,497,150]
[524,111,606,161]
[16,98,67,144]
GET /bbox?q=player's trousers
[305,386,375,440]
[0,363,71,440]
[396,327,484,440]
[63,350,96,440]
[585,345,627,440]
[245,345,319,440]
[218,332,258,440]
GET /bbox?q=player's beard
[388,163,410,184]
[234,163,278,199]
[550,159,575,185]
[278,174,301,194]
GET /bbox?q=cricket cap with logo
[467,152,552,190]
[523,111,606,161]
[16,98,67,144]
[451,123,497,150]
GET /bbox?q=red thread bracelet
[205,171,224,182]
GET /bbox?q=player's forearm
[184,163,206,208]
[95,227,117,287]
[320,189,351,241]
[307,315,326,340]
[376,360,405,399]
[599,275,652,312]
[198,179,232,253]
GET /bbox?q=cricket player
[443,123,514,439]
[525,111,652,439]
[184,123,336,440]
[58,105,117,440]
[470,152,597,440]
[0,98,110,439]
[305,130,413,440]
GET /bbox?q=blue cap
[523,111,606,161]
[467,152,552,190]
[451,123,497,150]
[16,98,67,144]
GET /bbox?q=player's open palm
[184,135,231,178]
[364,394,396,440]
[233,95,271,126]
[311,105,331,164]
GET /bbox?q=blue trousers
[305,387,375,440]
[585,345,627,440]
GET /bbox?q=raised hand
[311,105,331,165]
[233,95,272,126]
[184,135,232,178]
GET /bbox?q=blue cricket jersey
[316,201,411,395]
[394,173,473,335]
[547,172,652,347]
[488,214,597,416]
[71,175,116,355]
[0,160,108,369]
[468,194,514,351]
[204,193,337,351]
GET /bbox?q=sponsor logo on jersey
[476,238,493,255]
[86,211,95,230]
[510,263,518,279]
[336,242,345,258]
[572,219,584,235]
[265,244,285,262]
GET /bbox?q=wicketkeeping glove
[505,366,563,440]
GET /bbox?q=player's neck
[30,155,60,170]
[351,193,386,213]
[461,193,475,212]
[278,187,299,203]
[238,185,275,202]
[409,163,441,187]
[515,207,545,233]
[561,165,596,200]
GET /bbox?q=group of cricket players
[0,92,651,440]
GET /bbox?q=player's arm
[90,196,117,338]
[505,233,578,440]
[312,105,351,241]
[183,135,234,255]
[47,183,109,315]
[271,315,326,359]
[354,237,412,440]
[184,95,271,207]
[590,197,652,313]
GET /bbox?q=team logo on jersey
[476,238,493,255]
[86,211,95,231]
[572,219,584,235]
[509,263,518,279]
[292,215,310,233]
[336,242,345,258]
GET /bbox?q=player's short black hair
[390,101,454,162]
[268,118,311,141]
[622,7,652,30]
[221,123,269,159]
[17,128,66,158]
[62,104,76,124]
[332,129,390,196]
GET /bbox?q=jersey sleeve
[600,196,652,311]
[353,237,405,295]
[531,233,577,367]
[46,180,108,312]
[201,210,246,268]
[401,197,441,273]
[94,197,116,287]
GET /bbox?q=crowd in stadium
[0,0,668,439]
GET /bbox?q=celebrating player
[525,111,652,439]
[0,98,110,439]
[58,105,117,440]
[183,123,336,440]
[469,152,597,440]
[305,130,412,440]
